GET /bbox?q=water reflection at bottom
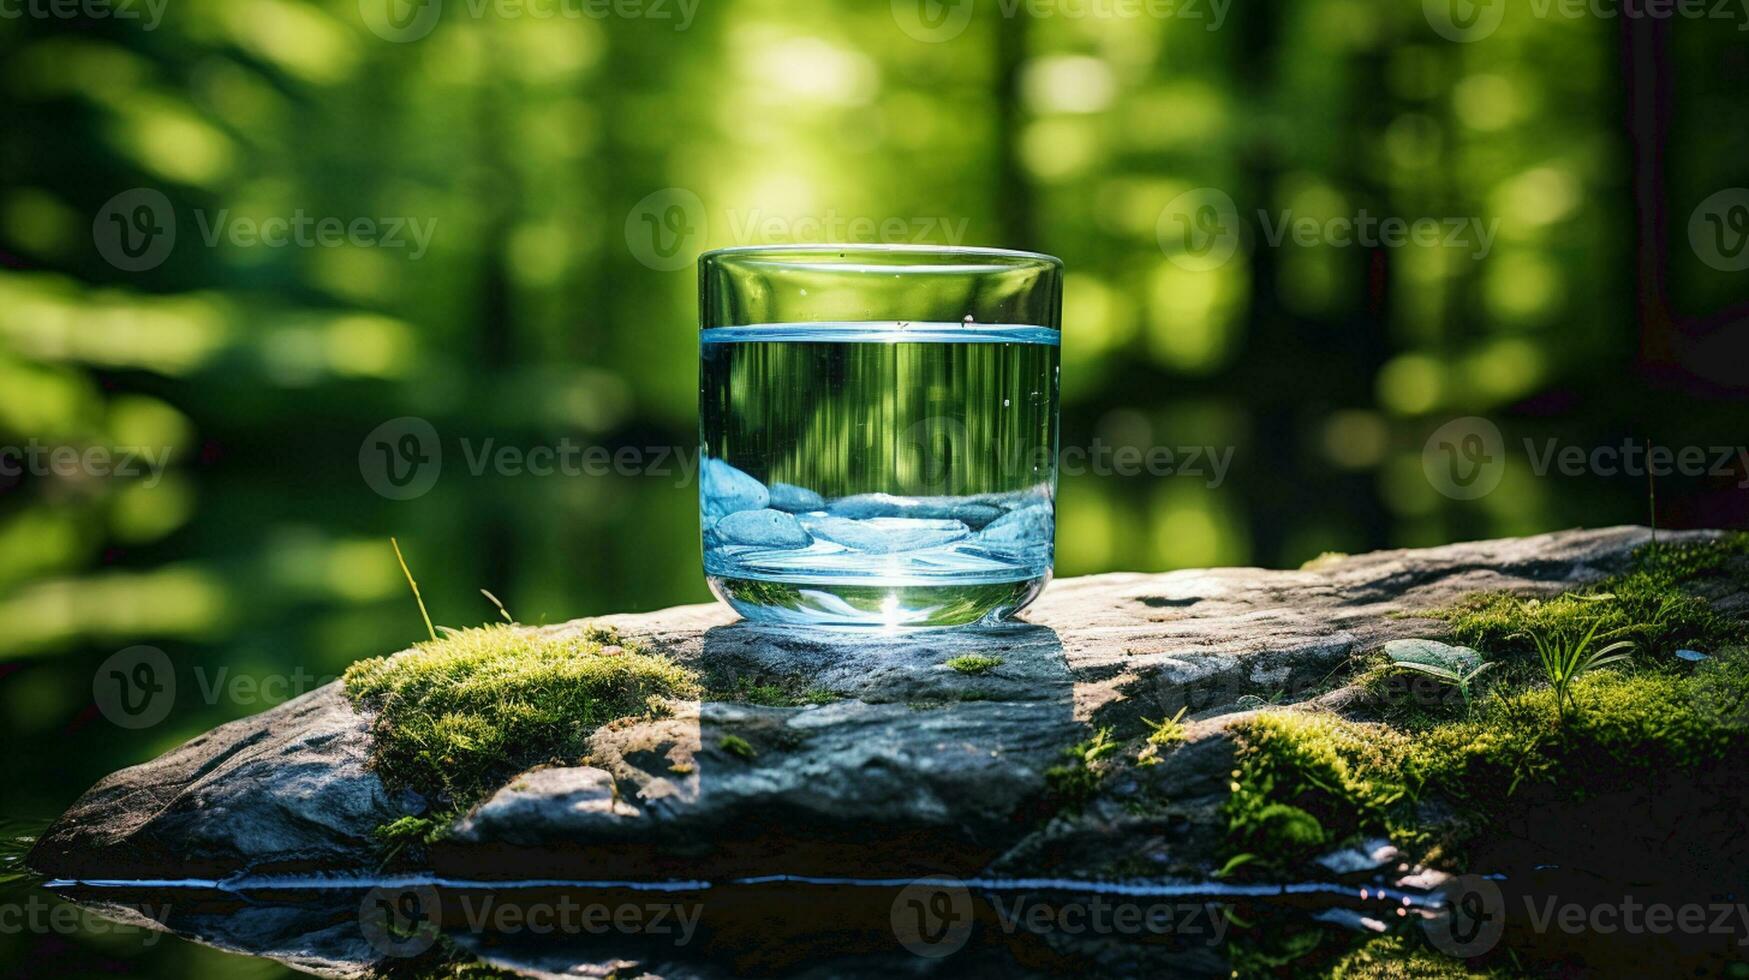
[21,874,1448,979]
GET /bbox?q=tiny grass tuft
[391,537,437,641]
[1045,727,1119,806]
[1136,706,1190,766]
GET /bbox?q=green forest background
[1,6,1747,971]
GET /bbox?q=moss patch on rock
[1325,933,1503,978]
[704,673,841,707]
[1430,534,1749,664]
[1224,539,1749,877]
[944,654,1004,675]
[343,623,699,819]
[1226,649,1749,874]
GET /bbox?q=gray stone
[979,504,1053,545]
[30,526,1720,891]
[31,525,1742,977]
[766,482,826,513]
[800,515,971,554]
[826,493,1006,528]
[712,508,812,549]
[26,685,414,881]
[443,692,1078,881]
[700,458,768,518]
[1314,838,1401,876]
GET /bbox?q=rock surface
[799,514,973,554]
[31,526,1702,889]
[29,684,417,881]
[700,458,768,518]
[766,481,826,513]
[711,508,812,548]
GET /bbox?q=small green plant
[391,536,437,641]
[1046,727,1118,804]
[373,815,443,865]
[1382,639,1497,709]
[1525,618,1635,723]
[945,654,1003,675]
[481,589,515,624]
[1136,706,1189,766]
[718,734,757,759]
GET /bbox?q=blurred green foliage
[0,15,1745,972]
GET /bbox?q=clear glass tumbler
[698,245,1063,627]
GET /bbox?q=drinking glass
[699,245,1062,627]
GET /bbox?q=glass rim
[699,243,1062,270]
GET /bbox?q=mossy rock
[25,527,1749,979]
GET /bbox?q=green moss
[1431,535,1749,662]
[1226,712,1410,867]
[1135,707,1189,766]
[374,815,442,846]
[1327,933,1501,978]
[718,734,757,759]
[343,623,699,817]
[945,654,1004,675]
[1045,727,1119,807]
[708,675,841,707]
[1226,648,1749,873]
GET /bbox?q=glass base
[707,574,1048,628]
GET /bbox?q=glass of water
[698,245,1063,627]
